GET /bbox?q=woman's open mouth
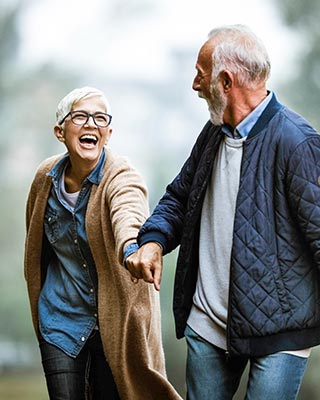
[79,134,98,147]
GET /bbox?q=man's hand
[125,242,163,291]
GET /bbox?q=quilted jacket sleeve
[138,121,214,254]
[286,135,320,265]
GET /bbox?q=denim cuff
[123,242,139,269]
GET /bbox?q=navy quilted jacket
[138,94,320,357]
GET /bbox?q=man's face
[192,41,214,100]
[192,39,227,125]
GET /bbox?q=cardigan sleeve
[105,155,149,265]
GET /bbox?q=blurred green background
[1,0,320,398]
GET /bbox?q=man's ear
[221,71,233,92]
[54,125,65,142]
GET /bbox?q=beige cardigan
[24,149,182,400]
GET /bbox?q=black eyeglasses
[59,110,112,128]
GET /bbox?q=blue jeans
[39,330,120,400]
[185,325,308,400]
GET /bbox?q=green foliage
[0,372,47,400]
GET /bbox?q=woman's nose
[85,115,97,127]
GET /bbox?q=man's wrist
[152,241,163,252]
[138,231,167,254]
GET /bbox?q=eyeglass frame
[59,110,113,128]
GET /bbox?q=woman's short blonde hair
[56,86,111,126]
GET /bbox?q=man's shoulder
[263,105,320,152]
[278,106,319,136]
[263,107,320,167]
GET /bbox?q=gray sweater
[187,135,245,349]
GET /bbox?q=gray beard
[198,91,226,126]
[207,100,224,126]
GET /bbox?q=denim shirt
[38,149,106,358]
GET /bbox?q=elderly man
[126,25,320,399]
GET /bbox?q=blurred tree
[0,1,80,350]
[274,0,320,129]
[0,5,20,169]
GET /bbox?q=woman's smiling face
[55,96,112,166]
[54,95,112,167]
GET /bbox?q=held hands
[125,242,163,291]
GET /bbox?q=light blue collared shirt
[222,91,273,139]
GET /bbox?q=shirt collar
[47,148,106,185]
[222,91,273,139]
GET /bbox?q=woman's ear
[105,127,113,145]
[54,125,65,142]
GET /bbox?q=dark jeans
[39,330,120,400]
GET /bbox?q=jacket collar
[247,92,283,140]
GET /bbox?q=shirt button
[74,239,78,244]
[90,288,94,293]
[81,336,86,342]
[94,313,98,318]
[48,217,52,222]
[83,263,87,268]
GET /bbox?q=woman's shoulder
[102,147,146,186]
[104,147,140,174]
[32,153,65,182]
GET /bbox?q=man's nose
[192,76,200,91]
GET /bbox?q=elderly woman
[24,87,181,400]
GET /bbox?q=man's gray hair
[56,86,111,126]
[208,25,271,88]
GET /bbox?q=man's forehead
[202,38,216,54]
[196,40,215,70]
